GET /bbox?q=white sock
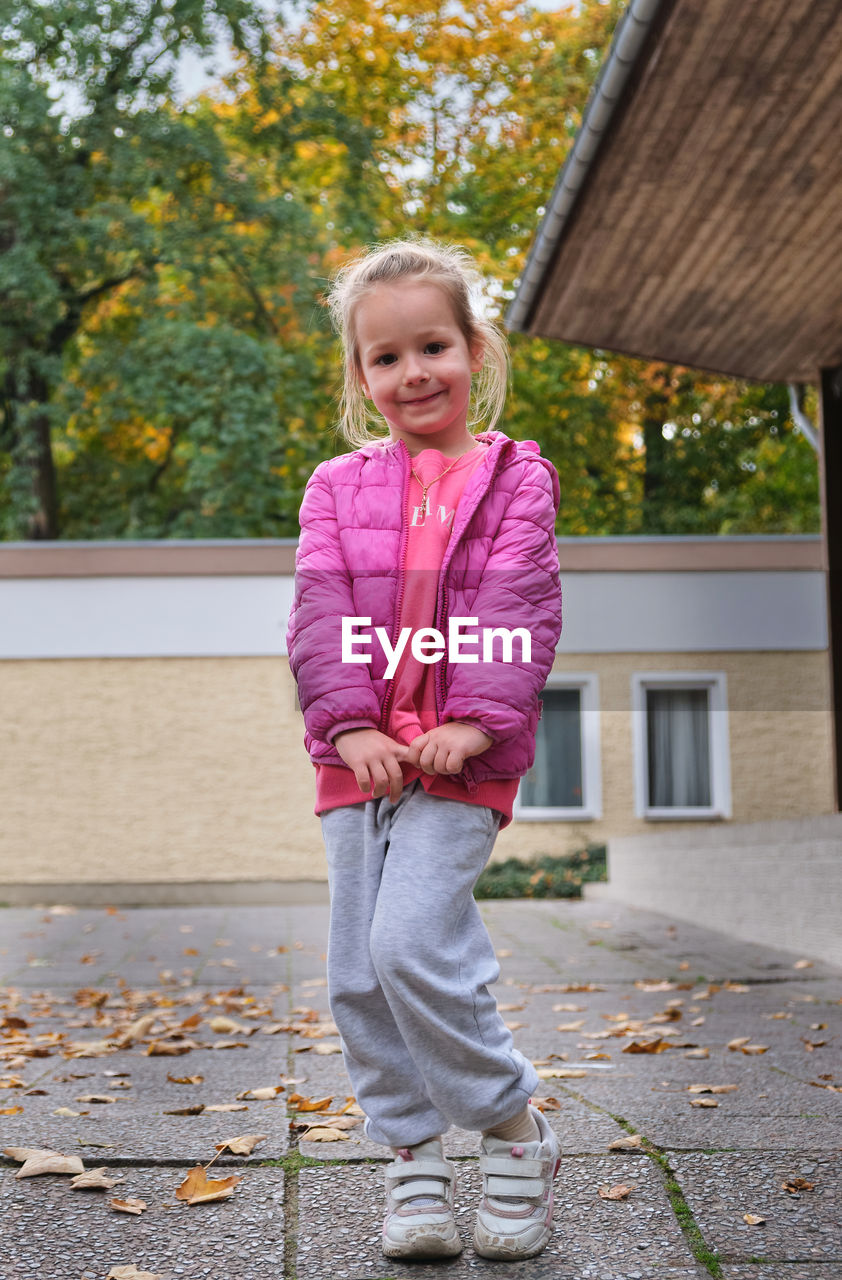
[483,1106,540,1144]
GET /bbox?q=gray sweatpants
[320,779,539,1147]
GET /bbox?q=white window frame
[631,672,731,821]
[514,673,602,822]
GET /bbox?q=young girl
[286,238,563,1261]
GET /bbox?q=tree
[0,0,329,538]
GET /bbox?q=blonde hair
[327,237,510,447]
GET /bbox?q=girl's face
[354,278,484,456]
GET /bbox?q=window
[515,675,601,820]
[632,673,731,820]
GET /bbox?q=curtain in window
[520,687,583,808]
[646,688,711,808]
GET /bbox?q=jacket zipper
[433,440,510,790]
[378,443,411,734]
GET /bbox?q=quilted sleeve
[286,463,382,743]
[442,455,562,743]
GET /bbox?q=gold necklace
[410,449,475,511]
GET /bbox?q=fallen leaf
[598,1183,631,1200]
[163,1104,205,1116]
[684,1047,710,1059]
[312,1042,342,1055]
[743,1212,765,1225]
[793,959,813,969]
[167,1074,203,1085]
[107,1268,161,1280]
[75,1094,119,1104]
[293,1114,361,1132]
[740,1044,769,1055]
[207,1017,254,1036]
[214,1134,267,1156]
[64,1038,116,1058]
[557,1020,586,1032]
[175,1165,242,1206]
[146,1040,198,1057]
[114,1014,157,1047]
[110,1197,147,1215]
[10,1148,85,1178]
[608,1135,643,1150]
[302,1126,350,1142]
[0,1105,23,1115]
[53,1107,83,1117]
[287,1094,333,1112]
[212,1040,250,1051]
[622,1038,669,1055]
[649,1008,682,1024]
[204,1102,248,1112]
[536,1067,587,1079]
[236,1086,284,1101]
[532,1096,561,1112]
[688,1084,739,1094]
[690,1098,719,1108]
[782,1177,815,1192]
[106,1268,161,1280]
[553,1003,585,1013]
[71,1167,123,1190]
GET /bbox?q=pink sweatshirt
[315,441,520,826]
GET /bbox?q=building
[0,536,830,906]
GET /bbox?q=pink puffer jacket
[286,430,562,792]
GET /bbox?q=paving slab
[297,1156,703,1279]
[0,1164,284,1280]
[480,900,834,985]
[669,1152,841,1263]
[628,1114,838,1152]
[2,899,840,1279]
[722,1268,842,1279]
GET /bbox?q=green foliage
[0,0,822,539]
[474,845,607,900]
[0,0,332,538]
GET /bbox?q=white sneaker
[382,1137,463,1259]
[472,1104,561,1260]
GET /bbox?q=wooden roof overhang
[509,0,842,810]
[508,0,842,385]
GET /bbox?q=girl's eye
[425,342,446,354]
[375,353,397,366]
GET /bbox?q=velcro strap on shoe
[484,1174,546,1198]
[479,1155,545,1179]
[386,1157,453,1181]
[389,1177,450,1202]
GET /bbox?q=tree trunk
[27,406,60,539]
[640,366,672,534]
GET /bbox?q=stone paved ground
[0,898,839,1279]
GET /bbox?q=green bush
[474,845,607,900]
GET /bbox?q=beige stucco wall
[492,650,834,862]
[0,650,832,887]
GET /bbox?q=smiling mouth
[402,389,443,405]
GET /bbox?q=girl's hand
[333,728,410,803]
[405,722,494,776]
